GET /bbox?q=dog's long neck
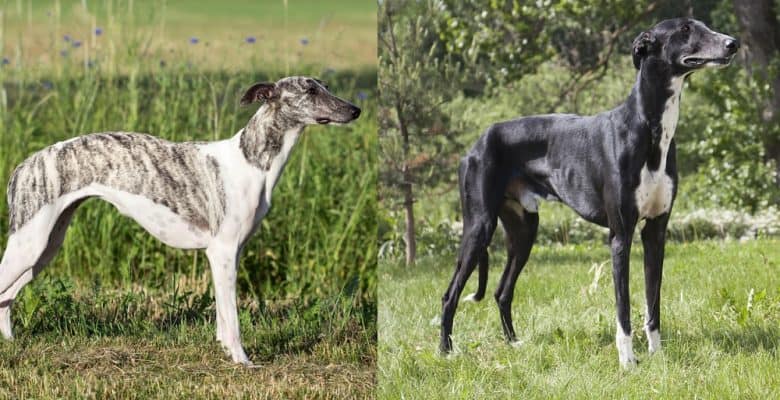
[238,104,305,171]
[630,60,685,171]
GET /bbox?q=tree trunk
[733,0,780,185]
[396,101,416,266]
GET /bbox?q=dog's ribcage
[7,132,226,234]
[634,77,682,219]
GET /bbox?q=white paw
[616,329,637,368]
[0,309,13,340]
[619,352,638,368]
[510,339,523,349]
[645,327,661,354]
[231,349,251,365]
[462,293,479,302]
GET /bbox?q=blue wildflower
[95,27,103,36]
[63,34,71,42]
[357,91,368,101]
[300,37,309,45]
[246,36,256,44]
[60,50,69,57]
[1,57,9,66]
[72,40,82,48]
[189,37,199,44]
[42,81,53,90]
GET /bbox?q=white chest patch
[635,77,683,219]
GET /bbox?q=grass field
[1,0,376,72]
[0,1,376,398]
[0,275,375,398]
[379,239,780,399]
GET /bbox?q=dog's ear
[632,31,658,69]
[240,82,278,105]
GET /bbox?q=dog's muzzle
[682,36,740,67]
[316,105,361,124]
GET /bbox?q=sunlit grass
[379,239,780,399]
[0,0,377,74]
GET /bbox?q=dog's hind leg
[0,199,84,339]
[440,217,497,353]
[0,199,83,339]
[206,243,250,365]
[641,214,669,354]
[441,151,507,353]
[494,202,538,344]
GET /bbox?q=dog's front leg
[641,214,669,354]
[610,231,637,368]
[206,243,250,365]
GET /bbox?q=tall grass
[0,1,376,397]
[0,2,377,303]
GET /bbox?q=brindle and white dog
[0,76,361,364]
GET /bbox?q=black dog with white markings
[440,18,739,367]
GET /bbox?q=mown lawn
[0,275,375,399]
[379,239,780,399]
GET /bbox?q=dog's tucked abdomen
[7,132,226,234]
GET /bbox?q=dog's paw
[443,350,460,361]
[645,328,662,354]
[462,293,480,303]
[231,353,252,366]
[619,353,639,369]
[616,330,637,369]
[509,339,524,349]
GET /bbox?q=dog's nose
[725,38,740,54]
[351,106,361,119]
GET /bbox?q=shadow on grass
[551,322,780,358]
[703,325,780,354]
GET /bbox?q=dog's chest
[635,165,674,219]
[634,77,682,219]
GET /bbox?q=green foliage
[433,0,552,88]
[432,0,694,91]
[380,0,780,258]
[680,61,780,211]
[378,0,463,244]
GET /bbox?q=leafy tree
[433,0,670,100]
[379,0,462,265]
[733,0,780,186]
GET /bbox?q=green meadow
[379,239,780,399]
[0,1,376,398]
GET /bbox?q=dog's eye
[681,24,690,33]
[307,87,317,95]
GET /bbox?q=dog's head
[632,18,739,73]
[240,76,361,125]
